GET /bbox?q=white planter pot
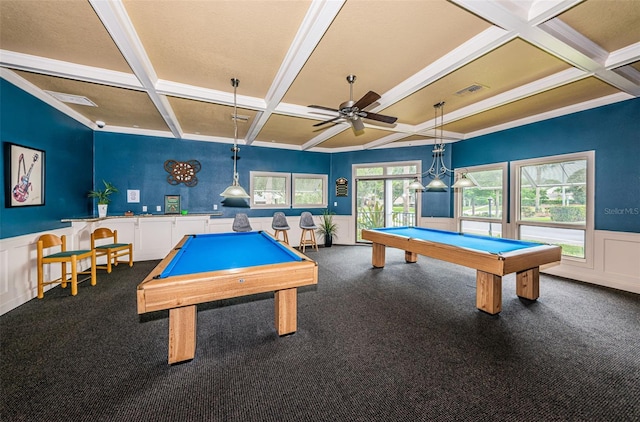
[98,204,108,218]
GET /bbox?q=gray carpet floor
[1,245,639,421]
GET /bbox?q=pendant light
[220,78,250,199]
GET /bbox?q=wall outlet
[334,202,337,207]
[156,205,161,212]
[142,205,147,212]
[213,204,218,210]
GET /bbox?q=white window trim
[510,151,595,267]
[454,162,508,231]
[292,173,328,208]
[249,171,291,209]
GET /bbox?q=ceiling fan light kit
[309,75,398,134]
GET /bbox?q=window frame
[292,173,328,208]
[454,162,508,237]
[249,171,291,209]
[510,151,594,263]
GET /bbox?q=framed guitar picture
[4,142,45,207]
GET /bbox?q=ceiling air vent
[231,114,250,122]
[455,83,487,97]
[44,90,97,106]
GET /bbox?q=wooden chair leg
[70,255,78,296]
[107,249,113,273]
[60,262,68,289]
[37,259,44,299]
[128,245,133,267]
[90,252,97,286]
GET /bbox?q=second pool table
[361,226,562,315]
[137,231,318,364]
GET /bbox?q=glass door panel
[356,179,384,241]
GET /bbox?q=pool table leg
[476,271,502,315]
[405,251,417,263]
[372,243,386,268]
[516,267,540,300]
[275,288,297,335]
[168,305,197,364]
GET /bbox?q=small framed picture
[164,195,180,214]
[4,142,46,207]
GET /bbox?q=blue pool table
[361,227,562,315]
[137,231,318,364]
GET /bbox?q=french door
[355,177,417,242]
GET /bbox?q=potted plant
[88,180,118,218]
[317,209,338,247]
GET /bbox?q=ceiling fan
[308,75,398,133]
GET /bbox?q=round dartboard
[164,160,201,187]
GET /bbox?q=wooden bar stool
[232,213,252,232]
[272,212,290,244]
[91,228,133,273]
[299,212,318,252]
[37,234,96,298]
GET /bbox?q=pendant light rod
[220,77,250,199]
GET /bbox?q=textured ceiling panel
[1,0,637,151]
[445,77,621,134]
[14,70,169,131]
[0,0,131,73]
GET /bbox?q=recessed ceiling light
[44,90,97,106]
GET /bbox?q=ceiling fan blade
[351,117,365,132]
[353,91,381,111]
[359,111,398,124]
[308,105,340,113]
[313,116,343,127]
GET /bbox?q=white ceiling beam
[453,0,640,97]
[156,79,267,111]
[374,26,515,113]
[0,50,143,90]
[245,0,345,145]
[89,0,183,139]
[301,123,349,151]
[527,0,585,25]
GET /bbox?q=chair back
[272,212,290,230]
[232,213,252,232]
[299,212,316,229]
[91,228,117,248]
[38,234,63,250]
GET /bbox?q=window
[512,152,593,259]
[250,171,290,208]
[292,173,328,208]
[456,164,507,237]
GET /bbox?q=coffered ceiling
[1,0,638,152]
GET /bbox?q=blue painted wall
[452,98,640,233]
[3,77,638,239]
[94,132,331,218]
[1,78,93,238]
[330,146,452,217]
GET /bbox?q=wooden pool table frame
[137,232,318,364]
[361,228,561,315]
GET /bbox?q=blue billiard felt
[160,231,302,278]
[371,227,540,255]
